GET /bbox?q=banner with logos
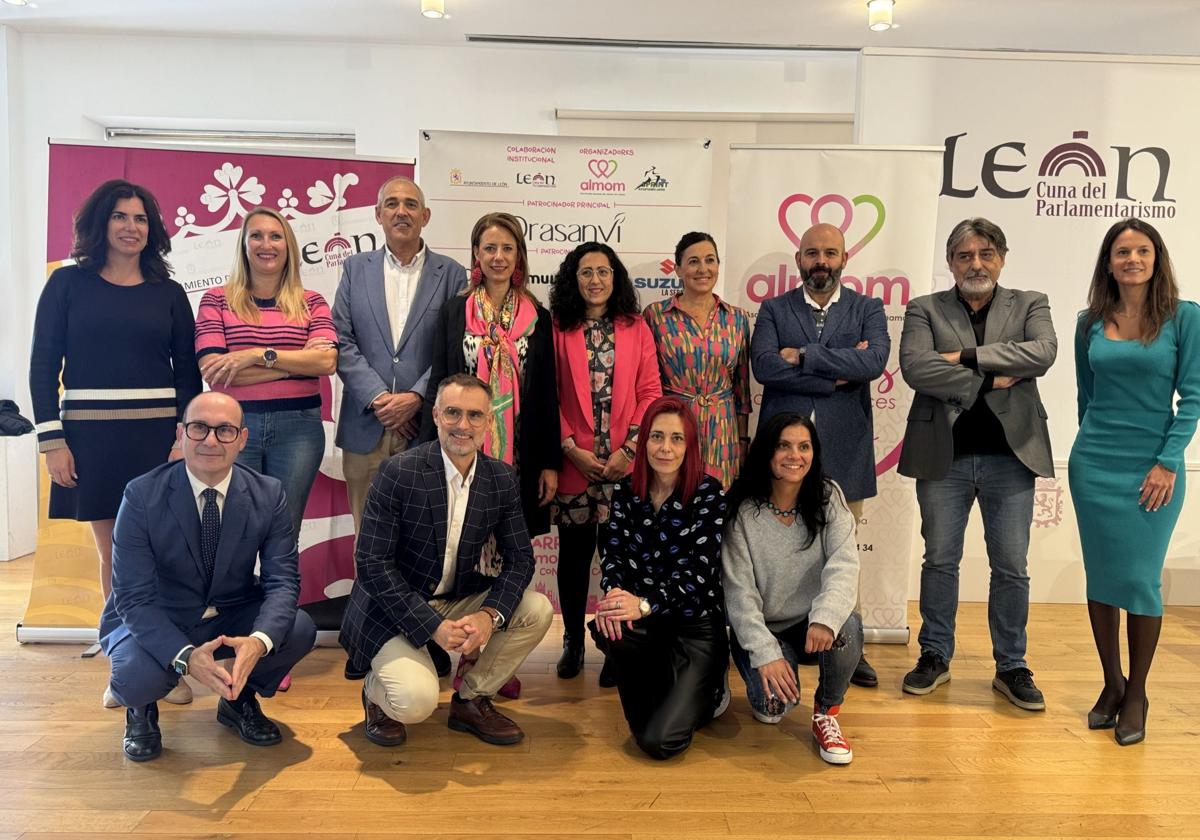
[45,140,414,610]
[419,130,711,611]
[857,49,1200,607]
[725,145,944,638]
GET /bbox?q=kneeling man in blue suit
[100,391,317,761]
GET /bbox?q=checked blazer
[339,440,536,673]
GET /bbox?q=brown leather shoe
[447,694,524,745]
[362,688,406,747]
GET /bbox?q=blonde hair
[226,207,310,324]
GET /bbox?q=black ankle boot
[557,636,584,679]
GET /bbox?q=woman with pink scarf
[421,212,561,697]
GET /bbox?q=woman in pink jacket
[550,242,662,681]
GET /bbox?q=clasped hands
[432,612,495,657]
[372,391,422,439]
[566,444,630,483]
[184,634,268,701]
[594,587,643,641]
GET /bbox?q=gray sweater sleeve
[807,484,861,634]
[721,509,784,669]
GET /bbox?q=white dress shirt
[383,242,426,355]
[801,283,842,424]
[435,447,478,597]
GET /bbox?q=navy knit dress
[30,265,202,521]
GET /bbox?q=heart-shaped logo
[588,159,618,179]
[777,193,886,260]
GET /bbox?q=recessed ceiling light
[867,0,895,32]
[421,0,445,19]
[3,0,31,6]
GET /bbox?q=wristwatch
[262,348,278,368]
[621,444,636,460]
[482,606,503,629]
[638,598,652,617]
[172,645,195,677]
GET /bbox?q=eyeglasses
[439,406,488,427]
[183,421,242,443]
[577,267,613,281]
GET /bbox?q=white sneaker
[102,684,120,709]
[164,680,194,705]
[753,695,792,725]
[713,681,731,718]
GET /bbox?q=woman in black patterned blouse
[589,395,728,760]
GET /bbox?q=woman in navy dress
[31,180,201,601]
[1069,218,1200,745]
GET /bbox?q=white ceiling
[1,0,1199,57]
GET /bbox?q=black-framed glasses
[438,406,488,427]
[183,421,242,443]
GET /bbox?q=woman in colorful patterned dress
[550,242,662,680]
[643,232,751,489]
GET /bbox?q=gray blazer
[898,286,1057,481]
[332,246,467,454]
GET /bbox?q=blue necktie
[200,488,220,582]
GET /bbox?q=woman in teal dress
[1069,218,1200,746]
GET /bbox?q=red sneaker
[811,703,853,765]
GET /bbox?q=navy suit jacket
[751,285,890,501]
[333,246,467,454]
[339,441,535,673]
[98,461,300,668]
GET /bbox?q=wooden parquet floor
[3,547,1200,839]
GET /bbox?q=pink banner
[46,142,414,605]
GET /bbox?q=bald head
[184,390,244,426]
[179,391,248,485]
[795,223,847,295]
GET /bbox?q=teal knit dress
[1068,302,1200,615]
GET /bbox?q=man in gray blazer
[898,217,1057,711]
[333,176,468,536]
[751,222,891,688]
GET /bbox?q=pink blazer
[554,316,663,495]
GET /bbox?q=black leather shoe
[217,695,282,746]
[123,702,162,762]
[1115,697,1148,746]
[850,654,878,688]
[556,638,584,679]
[428,643,452,678]
[1087,680,1125,730]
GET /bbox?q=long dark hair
[71,179,172,281]
[549,241,640,331]
[1082,218,1178,345]
[630,396,705,506]
[726,413,831,549]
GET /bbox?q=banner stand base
[864,626,909,644]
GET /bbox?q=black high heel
[1087,680,1125,730]
[1115,697,1148,746]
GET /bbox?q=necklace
[765,499,799,518]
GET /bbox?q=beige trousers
[364,589,553,724]
[343,429,408,537]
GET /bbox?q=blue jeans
[730,612,863,716]
[915,454,1035,671]
[237,407,325,550]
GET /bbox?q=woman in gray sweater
[722,412,863,765]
